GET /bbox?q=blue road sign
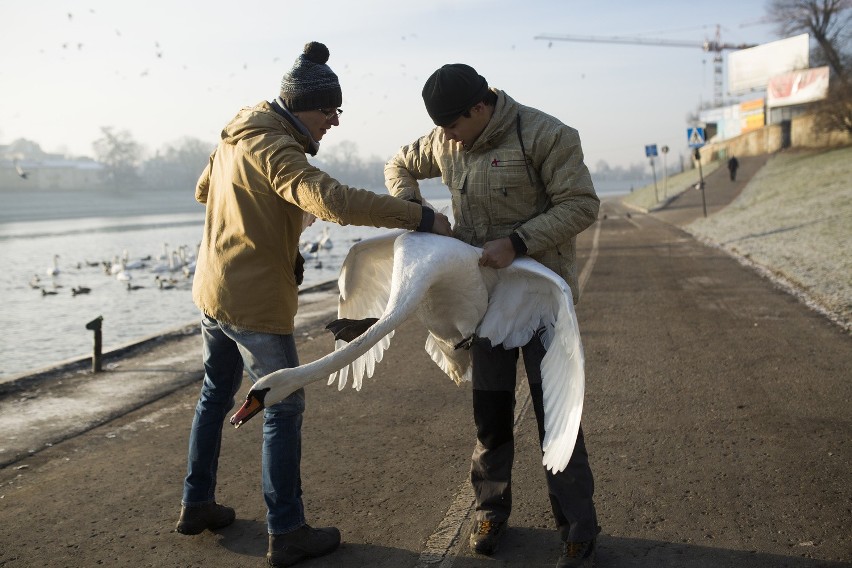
[687,127,706,148]
[645,144,658,157]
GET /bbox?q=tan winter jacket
[385,90,599,304]
[193,101,425,334]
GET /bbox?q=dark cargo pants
[470,334,599,542]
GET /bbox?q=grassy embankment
[625,147,851,331]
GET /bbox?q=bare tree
[141,137,214,191]
[766,0,851,77]
[766,0,852,134]
[93,127,143,188]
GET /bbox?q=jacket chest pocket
[443,167,472,228]
[487,156,541,225]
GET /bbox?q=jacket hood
[470,89,518,152]
[221,101,311,152]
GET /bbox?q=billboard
[728,34,810,94]
[767,66,830,107]
[740,98,765,133]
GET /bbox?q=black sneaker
[175,502,236,535]
[267,524,341,567]
[556,538,596,568]
[469,519,506,556]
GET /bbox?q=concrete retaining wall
[698,113,851,164]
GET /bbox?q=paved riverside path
[1,159,849,567]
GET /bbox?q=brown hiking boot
[267,524,341,567]
[469,519,506,555]
[556,538,597,567]
[175,502,235,535]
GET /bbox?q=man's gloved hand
[295,252,306,285]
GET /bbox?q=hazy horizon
[1,0,779,172]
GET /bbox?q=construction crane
[535,25,757,107]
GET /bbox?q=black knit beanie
[422,63,489,126]
[279,42,343,112]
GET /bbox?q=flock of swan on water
[28,224,337,299]
[29,243,199,297]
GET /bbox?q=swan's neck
[257,277,429,396]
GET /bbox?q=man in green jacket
[176,42,450,568]
[385,63,600,568]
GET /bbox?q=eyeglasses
[318,108,343,120]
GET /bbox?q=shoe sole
[268,546,340,567]
[175,524,205,535]
[175,514,235,535]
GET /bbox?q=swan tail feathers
[424,333,472,385]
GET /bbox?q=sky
[0,0,782,171]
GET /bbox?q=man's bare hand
[431,212,452,236]
[479,237,516,269]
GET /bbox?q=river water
[0,182,629,380]
[0,188,400,380]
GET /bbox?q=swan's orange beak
[230,389,267,428]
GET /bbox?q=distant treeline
[3,131,660,194]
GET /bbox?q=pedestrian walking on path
[727,155,739,181]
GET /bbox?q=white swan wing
[330,230,403,391]
[478,258,585,474]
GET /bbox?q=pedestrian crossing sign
[687,127,706,148]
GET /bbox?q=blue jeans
[182,314,306,534]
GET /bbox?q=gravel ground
[684,146,851,332]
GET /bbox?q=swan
[229,231,585,474]
[121,249,147,270]
[319,226,333,250]
[301,240,320,256]
[46,255,60,276]
[150,249,177,274]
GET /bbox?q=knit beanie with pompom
[279,42,342,112]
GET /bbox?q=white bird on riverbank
[230,231,585,473]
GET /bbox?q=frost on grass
[686,147,852,331]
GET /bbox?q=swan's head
[229,387,270,428]
[230,367,309,428]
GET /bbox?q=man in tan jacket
[176,42,450,568]
[385,63,599,568]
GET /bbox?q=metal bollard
[85,316,104,373]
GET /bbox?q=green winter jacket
[193,101,425,334]
[384,90,599,303]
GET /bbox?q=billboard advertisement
[767,66,830,107]
[728,34,810,94]
[740,98,765,133]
